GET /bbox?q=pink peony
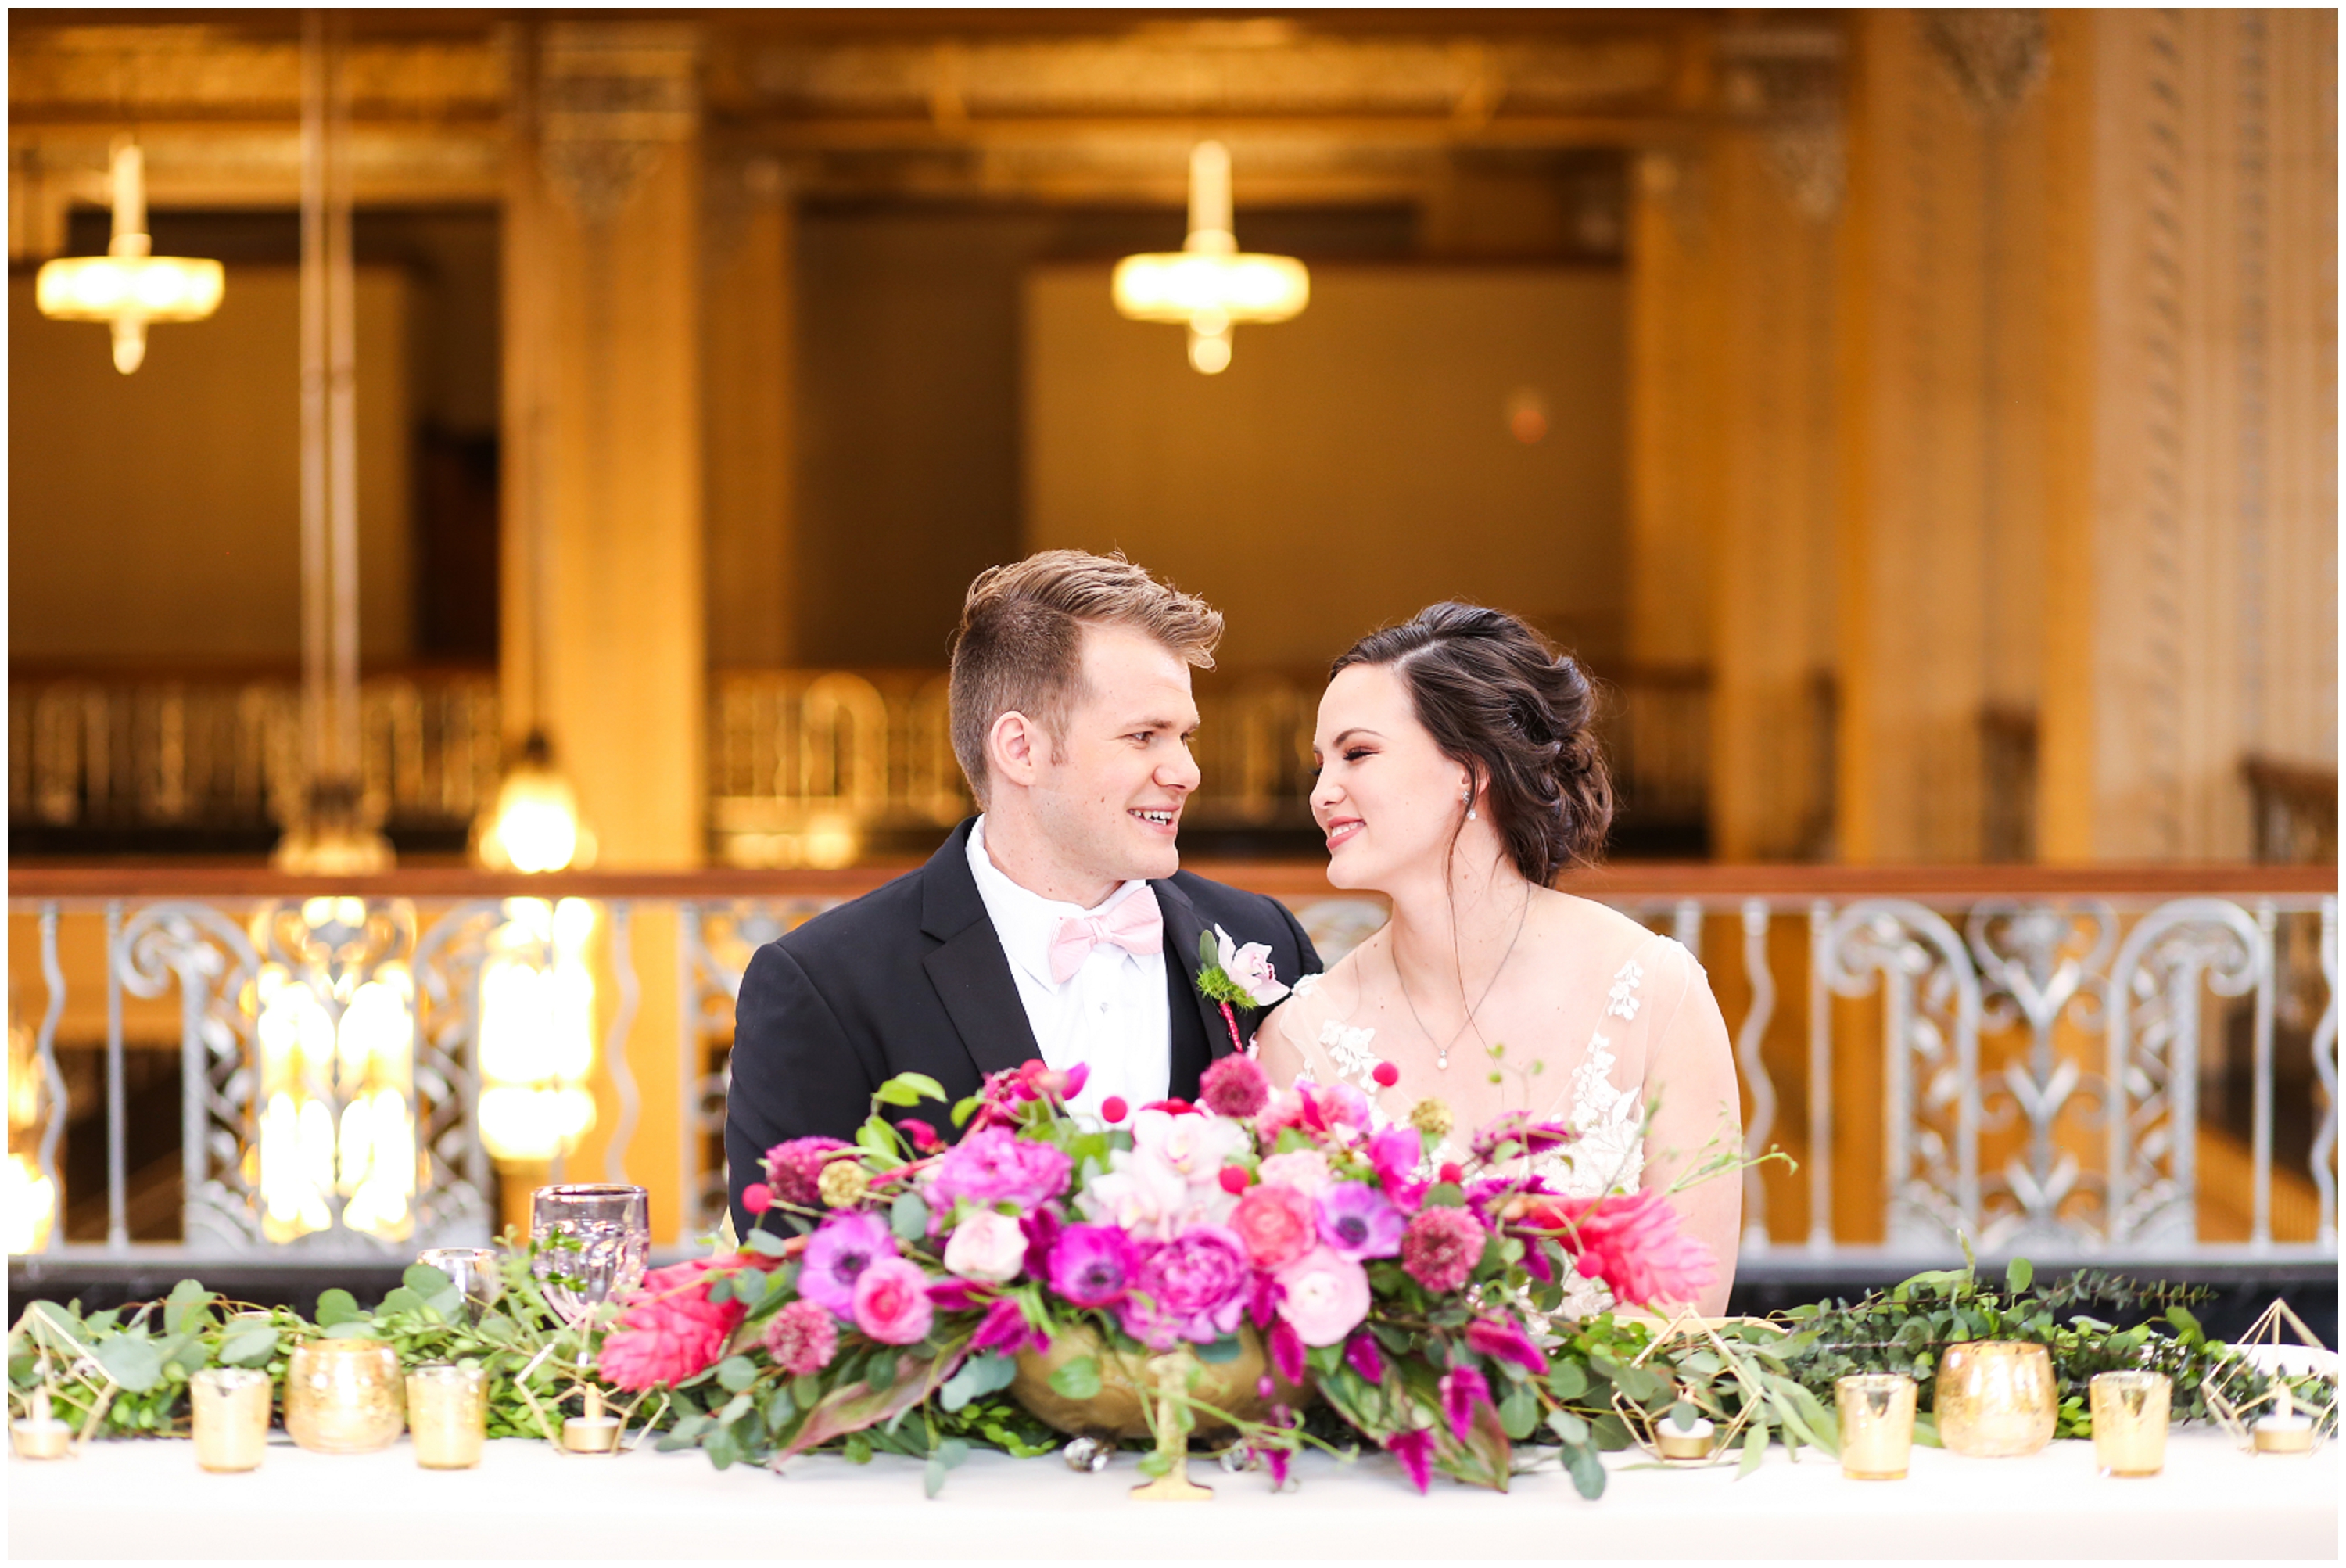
[852,1256,936,1344]
[1274,1247,1371,1346]
[1231,1183,1317,1270]
[799,1210,898,1320]
[1529,1189,1716,1308]
[942,1208,1028,1283]
[597,1259,746,1391]
[762,1136,853,1208]
[1364,1126,1428,1207]
[1199,1054,1272,1119]
[927,1126,1074,1212]
[1400,1206,1487,1294]
[762,1298,839,1375]
[1255,1150,1333,1197]
[1117,1226,1251,1348]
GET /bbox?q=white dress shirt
[965,815,1171,1119]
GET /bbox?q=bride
[1257,603,1742,1316]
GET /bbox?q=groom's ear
[988,709,1046,789]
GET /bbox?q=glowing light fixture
[477,731,596,874]
[35,141,224,374]
[250,900,418,1246]
[5,1010,56,1254]
[477,898,600,1164]
[1113,142,1308,375]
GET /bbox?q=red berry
[1371,1060,1401,1089]
[1437,1162,1465,1186]
[741,1182,773,1215]
[1101,1096,1129,1124]
[1218,1165,1250,1195]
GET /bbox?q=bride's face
[1309,662,1470,891]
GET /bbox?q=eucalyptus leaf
[92,1336,163,1394]
[163,1279,211,1336]
[1048,1355,1102,1400]
[216,1323,278,1368]
[890,1192,931,1243]
[716,1355,759,1394]
[314,1289,365,1328]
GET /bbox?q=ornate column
[502,20,704,1233]
[702,152,797,668]
[2039,9,2338,862]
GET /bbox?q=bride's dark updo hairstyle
[1330,602,1613,884]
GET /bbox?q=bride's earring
[1462,784,1476,822]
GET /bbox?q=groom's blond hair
[949,551,1221,806]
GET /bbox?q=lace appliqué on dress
[1288,973,1391,1093]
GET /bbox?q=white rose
[942,1208,1027,1283]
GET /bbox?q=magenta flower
[1364,1126,1426,1205]
[1399,1206,1487,1294]
[1199,1055,1272,1120]
[1344,1331,1386,1384]
[1046,1223,1142,1308]
[1116,1226,1250,1348]
[1469,1111,1577,1165]
[1267,1318,1306,1386]
[761,1298,839,1376]
[799,1210,898,1320]
[1526,1189,1718,1308]
[928,1126,1074,1212]
[762,1136,852,1208]
[1440,1364,1492,1443]
[1386,1427,1437,1494]
[1465,1316,1547,1378]
[970,1296,1050,1357]
[1315,1182,1404,1260]
[1021,1204,1063,1281]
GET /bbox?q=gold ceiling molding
[537,23,701,225]
[8,26,506,122]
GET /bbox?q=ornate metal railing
[6,865,2333,1269]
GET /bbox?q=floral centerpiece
[595,1056,1719,1494]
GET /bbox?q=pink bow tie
[1048,894,1164,984]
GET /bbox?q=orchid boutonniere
[1195,924,1290,1057]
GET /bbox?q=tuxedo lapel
[920,820,1042,1081]
[1153,878,1242,1060]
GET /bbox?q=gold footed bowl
[1012,1323,1302,1440]
[1935,1340,2057,1458]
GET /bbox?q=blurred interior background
[7,9,2337,1334]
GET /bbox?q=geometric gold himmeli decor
[2202,1300,2340,1455]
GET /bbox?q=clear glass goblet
[417,1247,504,1327]
[529,1184,651,1330]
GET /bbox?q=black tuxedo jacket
[723,818,1322,1237]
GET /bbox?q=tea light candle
[2255,1387,2316,1455]
[10,1388,73,1461]
[2089,1370,2169,1477]
[405,1365,487,1470]
[561,1383,621,1455]
[1836,1372,1917,1480]
[191,1368,272,1473]
[1656,1410,1716,1461]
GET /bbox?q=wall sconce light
[476,731,597,874]
[1113,142,1308,375]
[36,140,224,374]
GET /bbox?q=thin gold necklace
[1389,891,1530,1070]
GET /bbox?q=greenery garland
[9,1250,2326,1484]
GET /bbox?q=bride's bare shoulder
[1533,888,1664,947]
[1262,938,1374,1044]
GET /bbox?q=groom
[723,551,1321,1236]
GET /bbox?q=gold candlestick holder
[2090,1371,2169,1477]
[191,1368,273,1473]
[1836,1373,1917,1480]
[407,1365,488,1470]
[1129,1350,1212,1502]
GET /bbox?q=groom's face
[1028,623,1202,885]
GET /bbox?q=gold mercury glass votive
[1935,1342,2057,1459]
[405,1365,487,1470]
[190,1368,272,1473]
[1836,1373,1918,1480]
[2089,1371,2170,1477]
[284,1338,405,1455]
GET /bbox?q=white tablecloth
[9,1430,2334,1561]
